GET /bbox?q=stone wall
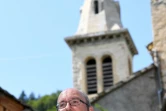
[92,67,159,111]
[70,33,133,95]
[76,0,122,35]
[152,1,166,90]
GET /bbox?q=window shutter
[102,57,113,90]
[94,0,99,14]
[86,59,97,94]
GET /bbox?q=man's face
[57,88,92,111]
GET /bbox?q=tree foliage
[18,90,61,111]
[94,103,108,111]
[29,92,36,100]
[18,91,28,103]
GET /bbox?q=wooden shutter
[86,59,97,94]
[102,57,113,90]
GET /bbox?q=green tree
[27,90,61,111]
[18,90,28,103]
[94,103,108,111]
[29,92,36,100]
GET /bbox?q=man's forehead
[58,89,84,101]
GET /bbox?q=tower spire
[76,0,123,35]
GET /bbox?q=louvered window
[86,59,97,94]
[94,0,99,14]
[102,57,113,90]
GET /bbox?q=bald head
[57,88,93,111]
[58,88,89,104]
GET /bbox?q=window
[102,56,113,90]
[128,58,132,75]
[86,59,97,94]
[94,0,99,14]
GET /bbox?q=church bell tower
[65,0,138,98]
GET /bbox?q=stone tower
[65,0,138,98]
[76,0,123,35]
[151,0,166,97]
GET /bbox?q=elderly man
[56,88,94,111]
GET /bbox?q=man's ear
[89,106,94,111]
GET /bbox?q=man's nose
[64,102,71,111]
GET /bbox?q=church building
[65,0,166,111]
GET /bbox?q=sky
[0,0,153,98]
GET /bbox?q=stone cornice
[65,28,138,56]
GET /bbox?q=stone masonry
[76,0,122,35]
[92,66,159,111]
[151,0,166,91]
[65,0,138,97]
[65,29,137,98]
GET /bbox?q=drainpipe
[152,49,163,110]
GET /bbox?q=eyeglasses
[56,98,89,110]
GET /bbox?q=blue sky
[0,0,152,98]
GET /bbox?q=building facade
[65,0,166,110]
